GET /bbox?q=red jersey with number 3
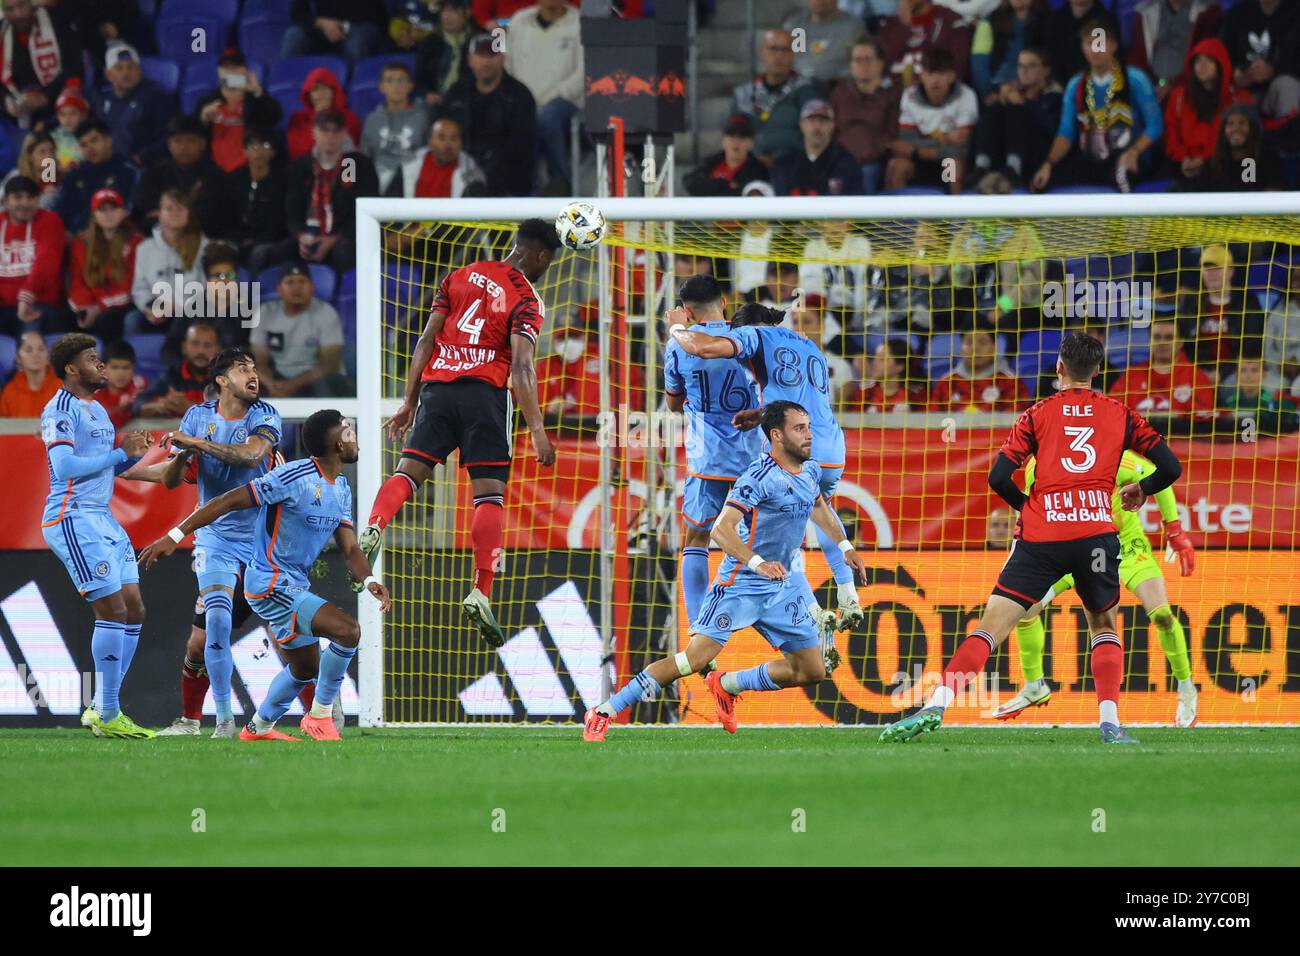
[999,387,1163,543]
[421,260,545,388]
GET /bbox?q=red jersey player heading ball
[359,219,563,647]
[880,331,1183,745]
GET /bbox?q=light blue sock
[120,623,141,678]
[203,592,235,723]
[607,670,662,715]
[816,519,854,586]
[256,664,311,724]
[681,547,710,624]
[732,661,781,692]
[315,642,356,707]
[91,620,127,721]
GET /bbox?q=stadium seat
[0,335,15,376]
[158,0,240,29]
[271,88,302,127]
[256,0,296,19]
[126,335,165,381]
[1047,185,1117,194]
[337,292,357,377]
[1015,329,1064,379]
[1106,323,1151,371]
[338,269,357,302]
[269,56,350,97]
[884,186,946,196]
[925,331,963,378]
[155,17,226,58]
[351,54,418,92]
[238,17,291,72]
[140,56,180,93]
[1133,179,1172,193]
[308,265,336,302]
[347,85,384,122]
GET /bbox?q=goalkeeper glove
[1163,520,1195,576]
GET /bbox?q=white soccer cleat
[462,587,506,647]
[813,608,841,674]
[993,682,1052,720]
[1175,682,1198,728]
[211,720,237,739]
[156,716,201,736]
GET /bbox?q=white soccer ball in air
[555,201,607,251]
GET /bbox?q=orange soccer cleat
[705,671,739,734]
[299,714,342,741]
[240,724,302,742]
[583,708,612,742]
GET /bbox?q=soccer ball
[555,201,607,251]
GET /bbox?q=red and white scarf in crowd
[0,6,63,99]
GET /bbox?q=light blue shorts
[192,543,248,591]
[43,511,138,602]
[692,573,820,653]
[246,587,329,649]
[682,475,734,529]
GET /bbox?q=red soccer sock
[1090,632,1124,706]
[180,658,209,721]
[470,495,505,597]
[368,473,418,531]
[940,629,996,698]
[298,682,316,712]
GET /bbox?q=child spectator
[68,187,140,341]
[399,116,486,197]
[0,329,59,416]
[133,115,223,234]
[363,61,433,196]
[1179,102,1284,191]
[0,175,65,338]
[841,337,931,413]
[1219,349,1299,434]
[878,0,973,85]
[217,129,289,272]
[54,118,138,234]
[1163,38,1252,188]
[135,320,219,418]
[130,188,209,336]
[886,48,978,194]
[52,78,88,170]
[931,319,1029,412]
[830,36,901,195]
[286,67,362,162]
[415,0,478,108]
[1108,317,1218,419]
[972,46,1062,182]
[3,131,61,209]
[250,262,350,397]
[970,0,1046,100]
[95,41,174,166]
[99,339,146,428]
[195,49,284,174]
[684,114,768,197]
[745,261,801,310]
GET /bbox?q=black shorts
[403,379,513,482]
[994,532,1121,613]
[192,581,255,630]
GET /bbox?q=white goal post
[353,193,1300,728]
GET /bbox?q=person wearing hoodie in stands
[94,41,175,166]
[129,188,209,336]
[0,175,65,338]
[1163,37,1252,188]
[285,67,362,162]
[363,61,432,196]
[54,118,138,234]
[195,49,284,174]
[1125,0,1221,103]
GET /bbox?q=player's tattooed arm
[122,445,196,486]
[387,309,447,441]
[810,496,866,583]
[666,307,739,359]
[167,431,274,469]
[511,332,556,467]
[335,524,392,612]
[710,505,787,580]
[136,485,256,570]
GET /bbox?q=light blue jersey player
[40,335,155,738]
[583,401,865,740]
[663,276,761,627]
[669,302,865,630]
[140,348,282,738]
[139,409,391,743]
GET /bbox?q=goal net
[356,195,1300,728]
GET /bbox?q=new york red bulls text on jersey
[422,260,545,389]
[998,387,1163,542]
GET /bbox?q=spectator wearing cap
[414,0,480,108]
[886,47,978,194]
[1180,102,1284,191]
[3,130,60,209]
[732,29,816,164]
[286,66,362,162]
[0,175,66,338]
[217,127,289,272]
[95,41,175,167]
[196,49,284,175]
[362,60,433,196]
[683,114,768,196]
[0,329,60,416]
[54,118,138,234]
[130,187,210,336]
[830,35,901,195]
[52,77,88,170]
[505,0,583,193]
[770,99,864,196]
[391,1,440,51]
[250,262,351,398]
[1175,243,1265,377]
[781,0,861,84]
[437,35,537,196]
[133,115,224,234]
[0,0,83,127]
[68,187,140,341]
[878,0,973,86]
[282,0,386,63]
[135,319,220,418]
[161,242,252,366]
[277,110,378,273]
[398,116,486,197]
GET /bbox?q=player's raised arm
[810,495,866,583]
[667,306,741,359]
[387,308,448,442]
[137,484,257,569]
[167,429,274,470]
[710,504,786,581]
[510,331,556,466]
[121,445,196,486]
[334,523,391,612]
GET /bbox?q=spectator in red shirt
[285,67,362,162]
[841,337,931,413]
[537,307,602,425]
[1163,38,1252,188]
[399,116,487,197]
[68,187,141,341]
[878,0,973,85]
[931,319,1029,412]
[0,329,59,416]
[0,175,65,338]
[683,114,769,197]
[136,320,219,418]
[196,49,284,174]
[1108,316,1218,419]
[1175,243,1264,376]
[99,338,146,428]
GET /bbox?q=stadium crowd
[0,0,1296,437]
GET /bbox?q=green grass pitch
[3,727,1297,866]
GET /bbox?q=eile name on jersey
[1042,488,1112,524]
[431,341,498,373]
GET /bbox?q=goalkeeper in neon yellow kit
[995,450,1199,727]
